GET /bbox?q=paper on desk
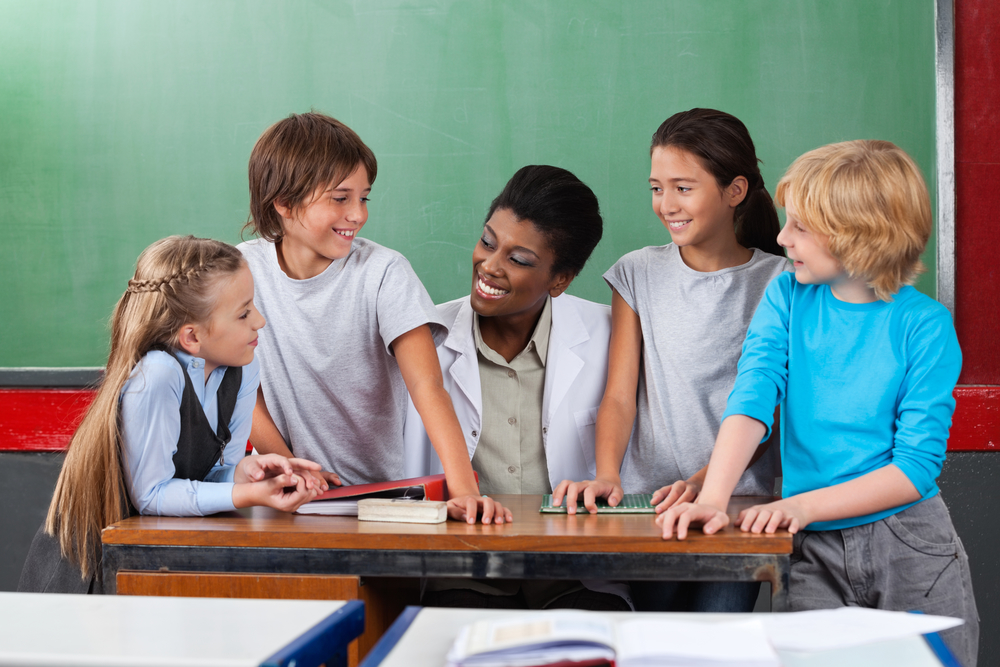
[762,607,963,652]
[616,618,779,667]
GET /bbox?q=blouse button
[508,466,516,473]
[508,417,516,425]
[471,430,478,438]
[542,427,548,434]
[507,369,515,378]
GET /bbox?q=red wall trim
[0,389,94,452]
[2,386,999,453]
[955,0,1000,384]
[949,386,1000,451]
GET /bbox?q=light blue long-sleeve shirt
[722,272,961,531]
[120,350,260,516]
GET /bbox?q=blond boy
[659,140,979,665]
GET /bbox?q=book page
[615,618,779,667]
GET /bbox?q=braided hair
[45,236,245,578]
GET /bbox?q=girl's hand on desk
[237,454,326,491]
[447,495,514,525]
[232,472,322,512]
[735,498,807,535]
[656,502,729,540]
[651,478,702,513]
[551,477,624,515]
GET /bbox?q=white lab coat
[403,293,610,485]
[403,293,631,608]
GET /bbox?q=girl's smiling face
[649,146,745,252]
[274,163,371,280]
[470,208,571,321]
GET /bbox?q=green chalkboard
[0,1,936,367]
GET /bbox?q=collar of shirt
[472,295,553,366]
[170,348,229,404]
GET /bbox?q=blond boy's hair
[245,112,378,242]
[775,140,931,301]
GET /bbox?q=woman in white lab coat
[404,165,629,609]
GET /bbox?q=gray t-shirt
[605,244,789,495]
[239,237,446,485]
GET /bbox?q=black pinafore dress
[17,353,242,594]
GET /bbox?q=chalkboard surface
[0,1,936,367]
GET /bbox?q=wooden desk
[102,495,790,661]
[0,593,363,667]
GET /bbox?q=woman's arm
[552,289,641,513]
[393,324,512,524]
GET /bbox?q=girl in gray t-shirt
[554,108,789,612]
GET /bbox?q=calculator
[539,493,656,514]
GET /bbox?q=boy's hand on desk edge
[447,495,514,525]
[735,498,808,535]
[656,502,729,540]
[651,478,701,513]
[551,477,624,515]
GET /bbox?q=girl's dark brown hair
[651,109,784,257]
[245,112,378,241]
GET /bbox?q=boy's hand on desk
[551,477,624,515]
[656,502,729,540]
[735,498,808,535]
[232,472,322,512]
[651,478,702,513]
[447,495,514,525]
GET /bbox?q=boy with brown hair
[658,140,978,665]
[240,112,510,524]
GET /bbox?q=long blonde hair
[46,235,245,578]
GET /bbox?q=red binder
[310,472,476,503]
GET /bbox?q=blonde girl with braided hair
[19,235,324,594]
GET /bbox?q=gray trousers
[790,494,979,667]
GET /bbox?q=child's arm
[733,465,920,535]
[657,414,767,538]
[393,324,513,525]
[552,289,640,514]
[249,387,341,488]
[650,407,779,512]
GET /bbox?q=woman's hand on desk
[655,502,730,540]
[551,477,625,514]
[236,454,327,489]
[447,495,514,525]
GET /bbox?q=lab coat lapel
[444,299,482,420]
[543,296,587,426]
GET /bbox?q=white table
[0,593,364,666]
[359,607,956,667]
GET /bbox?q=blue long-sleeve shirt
[120,350,260,516]
[722,272,961,531]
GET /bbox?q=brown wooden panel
[102,495,791,555]
[116,571,418,666]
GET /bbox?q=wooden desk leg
[115,572,420,666]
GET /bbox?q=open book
[446,612,779,667]
[446,608,964,667]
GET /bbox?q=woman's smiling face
[470,208,571,320]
